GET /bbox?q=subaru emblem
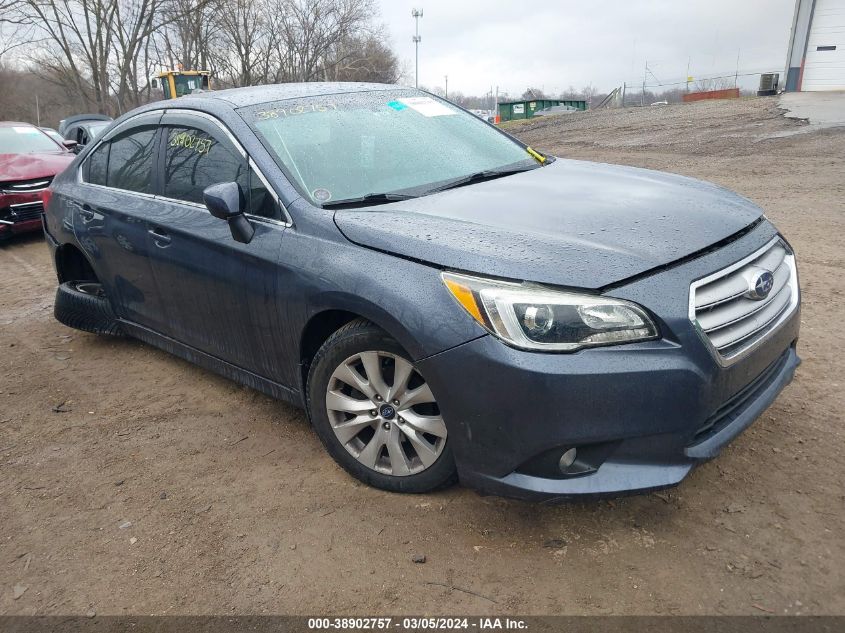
[748,270,775,300]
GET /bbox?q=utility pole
[412,8,423,88]
[642,61,647,107]
[444,75,448,98]
[735,48,741,88]
[35,94,40,127]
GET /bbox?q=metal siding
[802,0,845,90]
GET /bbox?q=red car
[1,122,75,240]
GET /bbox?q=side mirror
[62,139,78,151]
[203,182,254,244]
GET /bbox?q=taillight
[42,187,53,211]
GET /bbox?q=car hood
[333,158,763,289]
[0,152,75,182]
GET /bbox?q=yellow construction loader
[154,70,212,99]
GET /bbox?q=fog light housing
[515,441,621,480]
[559,448,578,471]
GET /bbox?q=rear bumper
[418,308,800,502]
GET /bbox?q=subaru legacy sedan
[42,83,800,500]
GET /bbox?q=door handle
[79,204,96,221]
[148,227,172,247]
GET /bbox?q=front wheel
[307,319,457,493]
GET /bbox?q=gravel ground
[1,97,844,616]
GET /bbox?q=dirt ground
[2,98,844,616]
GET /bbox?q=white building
[784,0,845,90]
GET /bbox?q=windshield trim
[320,158,543,209]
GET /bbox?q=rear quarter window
[84,143,109,186]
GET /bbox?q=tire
[307,318,457,493]
[54,281,124,337]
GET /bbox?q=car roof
[187,82,401,108]
[0,121,37,128]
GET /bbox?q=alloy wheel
[325,351,447,476]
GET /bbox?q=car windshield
[241,89,538,205]
[0,126,62,154]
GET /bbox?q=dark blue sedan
[42,83,800,500]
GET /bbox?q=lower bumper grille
[692,347,792,442]
[690,237,799,364]
[1,201,44,224]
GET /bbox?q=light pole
[412,8,423,88]
[444,75,448,99]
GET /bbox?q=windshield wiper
[322,192,419,209]
[424,164,540,195]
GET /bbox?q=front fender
[277,225,487,378]
[308,253,486,362]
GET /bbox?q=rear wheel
[54,281,123,336]
[307,319,457,493]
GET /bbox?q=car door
[72,112,170,332]
[144,111,289,382]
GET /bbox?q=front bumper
[417,226,801,501]
[0,218,43,238]
[0,192,45,238]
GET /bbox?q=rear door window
[106,128,158,193]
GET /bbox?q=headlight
[442,272,658,352]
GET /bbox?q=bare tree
[212,0,274,86]
[272,0,375,82]
[520,87,546,100]
[693,76,736,92]
[21,0,119,112]
[111,0,173,111]
[580,83,598,105]
[322,31,400,83]
[7,0,398,123]
[157,0,220,72]
[1,0,36,59]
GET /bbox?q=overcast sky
[378,0,796,97]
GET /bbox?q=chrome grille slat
[694,278,748,310]
[698,260,791,332]
[0,178,52,194]
[709,284,792,349]
[717,301,793,357]
[690,238,799,365]
[693,244,788,309]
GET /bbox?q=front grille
[1,201,44,223]
[690,238,798,364]
[0,177,52,195]
[691,347,791,442]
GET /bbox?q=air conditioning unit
[758,73,779,96]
